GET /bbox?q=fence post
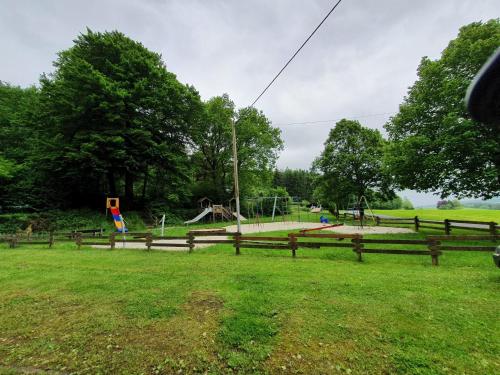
[75,232,82,250]
[289,233,297,257]
[9,235,17,249]
[414,216,420,232]
[235,232,241,255]
[489,222,497,240]
[146,232,153,252]
[109,232,116,250]
[353,235,363,262]
[375,216,381,226]
[444,219,451,235]
[49,231,54,248]
[188,232,194,253]
[427,238,440,266]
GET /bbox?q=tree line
[1,20,499,220]
[0,29,282,217]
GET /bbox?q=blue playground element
[320,215,329,224]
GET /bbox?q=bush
[402,198,414,210]
[0,209,148,233]
[0,213,31,233]
[437,199,462,210]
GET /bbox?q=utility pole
[231,117,242,234]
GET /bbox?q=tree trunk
[125,171,134,205]
[107,170,117,197]
[141,168,148,202]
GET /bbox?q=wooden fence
[2,230,498,266]
[343,213,498,236]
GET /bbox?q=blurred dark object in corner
[466,47,500,128]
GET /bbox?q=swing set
[344,195,375,227]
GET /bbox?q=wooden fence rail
[2,230,498,266]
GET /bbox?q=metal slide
[184,207,212,224]
[232,212,247,221]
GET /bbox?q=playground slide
[184,207,212,224]
[232,212,247,221]
[110,206,128,233]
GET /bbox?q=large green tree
[385,19,500,199]
[39,29,203,207]
[0,82,41,208]
[314,119,392,209]
[191,94,283,203]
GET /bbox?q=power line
[250,0,344,107]
[274,112,395,127]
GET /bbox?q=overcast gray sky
[1,0,498,206]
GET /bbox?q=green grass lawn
[1,228,499,374]
[372,208,500,222]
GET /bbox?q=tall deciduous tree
[314,119,391,209]
[39,29,203,207]
[385,20,500,199]
[191,94,283,202]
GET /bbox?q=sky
[1,0,498,206]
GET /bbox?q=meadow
[1,225,499,374]
[371,208,500,222]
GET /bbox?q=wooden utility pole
[231,118,242,238]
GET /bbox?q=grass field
[1,226,499,375]
[372,208,500,222]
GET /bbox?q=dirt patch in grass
[264,313,392,374]
[184,290,224,322]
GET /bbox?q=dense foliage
[272,169,317,202]
[385,20,500,199]
[0,30,283,220]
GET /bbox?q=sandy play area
[92,222,413,251]
[224,221,414,235]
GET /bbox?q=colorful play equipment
[106,197,128,233]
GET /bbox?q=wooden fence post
[188,232,194,253]
[489,222,497,240]
[444,219,451,235]
[76,232,82,250]
[49,231,54,248]
[146,232,153,252]
[235,232,241,255]
[353,235,363,262]
[376,216,381,226]
[109,232,116,250]
[289,233,297,257]
[414,216,420,232]
[9,235,17,249]
[427,238,440,266]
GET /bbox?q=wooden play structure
[184,199,246,225]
